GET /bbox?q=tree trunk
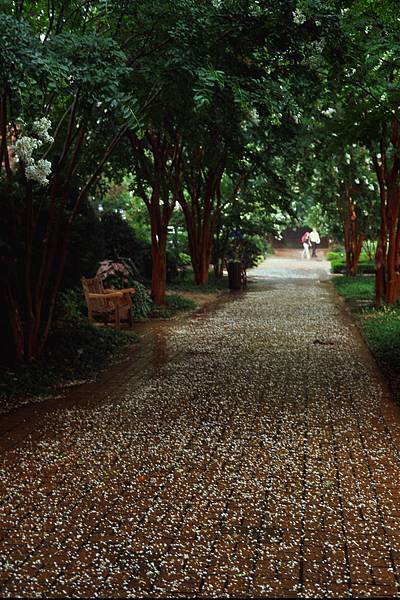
[349,233,365,276]
[127,130,176,306]
[151,241,167,305]
[179,187,220,286]
[189,226,213,285]
[147,191,170,305]
[372,146,388,307]
[342,189,364,276]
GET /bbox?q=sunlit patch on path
[1,251,400,598]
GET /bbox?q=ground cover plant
[333,275,400,402]
[0,323,136,414]
[150,293,197,319]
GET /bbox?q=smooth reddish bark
[372,120,400,306]
[343,189,365,276]
[177,157,226,286]
[127,130,177,304]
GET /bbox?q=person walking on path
[309,227,320,258]
[301,230,311,259]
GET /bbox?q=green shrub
[363,308,400,364]
[330,260,375,274]
[326,250,344,261]
[57,288,87,322]
[178,252,192,266]
[131,280,152,320]
[328,251,375,275]
[100,211,152,278]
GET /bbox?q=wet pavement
[2,251,400,598]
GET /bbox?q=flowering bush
[96,260,132,288]
[32,117,54,144]
[25,159,52,186]
[13,118,53,186]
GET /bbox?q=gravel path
[1,252,400,598]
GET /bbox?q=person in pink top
[300,230,310,259]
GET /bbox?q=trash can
[227,261,242,290]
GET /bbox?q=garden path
[2,250,400,597]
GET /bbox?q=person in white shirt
[309,228,320,257]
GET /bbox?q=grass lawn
[332,275,400,402]
[168,271,228,293]
[327,250,375,274]
[333,274,376,302]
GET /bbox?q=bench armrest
[103,287,135,295]
[87,292,123,299]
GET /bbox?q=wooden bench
[81,275,135,330]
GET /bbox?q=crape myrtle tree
[323,0,400,303]
[125,128,180,304]
[175,137,239,286]
[112,0,250,297]
[116,0,340,295]
[172,0,337,286]
[107,0,198,304]
[170,4,261,287]
[0,2,133,362]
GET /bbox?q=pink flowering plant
[97,260,132,289]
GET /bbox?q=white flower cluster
[293,9,306,25]
[14,136,42,164]
[25,159,52,186]
[32,117,54,145]
[13,118,53,186]
[321,107,336,117]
